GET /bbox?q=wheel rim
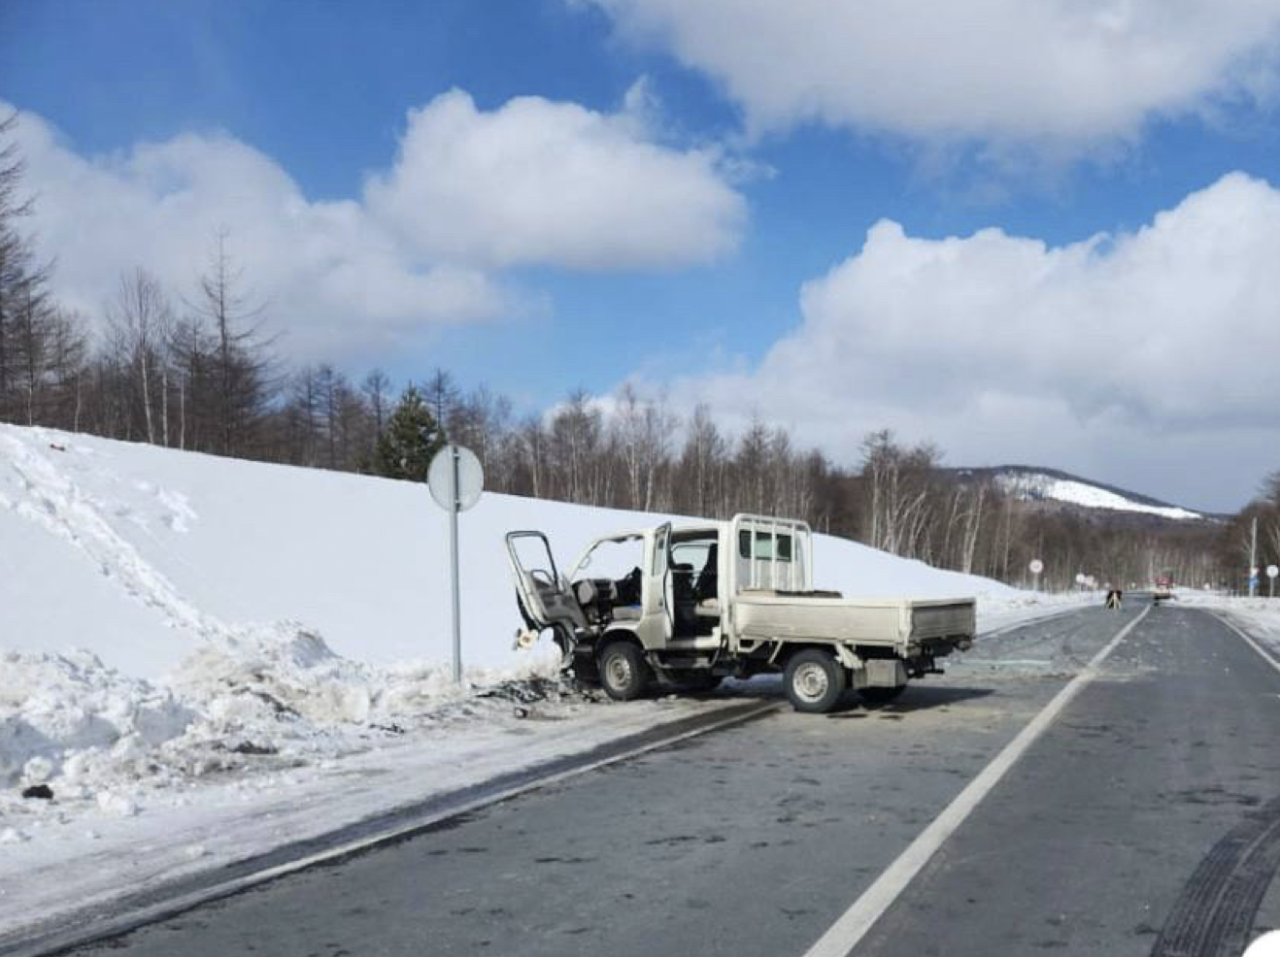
[605,654,633,689]
[793,661,830,703]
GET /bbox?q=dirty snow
[0,422,1081,940]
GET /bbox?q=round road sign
[1029,559,1044,575]
[1075,573,1087,586]
[428,444,484,512]
[1269,565,1279,580]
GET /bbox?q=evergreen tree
[374,386,444,481]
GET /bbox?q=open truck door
[504,531,587,658]
[653,521,673,629]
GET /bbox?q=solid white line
[1211,611,1280,678]
[800,604,1150,957]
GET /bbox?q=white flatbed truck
[507,514,976,713]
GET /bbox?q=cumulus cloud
[13,108,512,357]
[365,88,744,268]
[662,173,1280,510]
[583,0,1280,149]
[8,88,744,355]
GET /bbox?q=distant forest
[1,113,1274,593]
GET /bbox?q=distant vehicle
[1153,576,1174,603]
[506,514,977,713]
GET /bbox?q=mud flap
[865,658,908,688]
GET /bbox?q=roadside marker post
[427,444,484,684]
[1028,558,1044,592]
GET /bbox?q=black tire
[858,684,906,706]
[598,641,651,701]
[783,649,847,713]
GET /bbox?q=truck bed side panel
[733,596,907,645]
[732,595,976,646]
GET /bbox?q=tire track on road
[1152,794,1280,957]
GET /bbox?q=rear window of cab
[738,530,792,562]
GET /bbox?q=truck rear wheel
[784,649,847,713]
[598,642,651,701]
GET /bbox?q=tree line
[1222,473,1280,595]
[0,113,1267,593]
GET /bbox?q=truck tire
[858,684,906,706]
[598,641,651,701]
[784,649,847,713]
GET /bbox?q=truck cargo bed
[732,592,975,648]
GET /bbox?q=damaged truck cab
[506,514,976,713]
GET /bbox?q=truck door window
[510,534,558,582]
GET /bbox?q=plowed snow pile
[0,423,1069,835]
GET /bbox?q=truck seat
[612,605,642,622]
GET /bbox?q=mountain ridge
[947,465,1222,523]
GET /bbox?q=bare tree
[107,268,174,445]
[361,369,391,437]
[679,403,726,518]
[422,368,460,430]
[188,230,274,456]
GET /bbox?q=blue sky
[4,0,1280,510]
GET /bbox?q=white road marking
[800,605,1151,957]
[1212,612,1280,678]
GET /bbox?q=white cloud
[364,88,745,268]
[583,0,1280,149]
[8,88,744,356]
[14,110,511,358]
[662,173,1280,510]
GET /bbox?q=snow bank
[0,625,566,814]
[0,649,192,791]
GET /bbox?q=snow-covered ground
[0,423,1082,939]
[995,471,1204,521]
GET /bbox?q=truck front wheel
[784,649,847,713]
[598,641,651,701]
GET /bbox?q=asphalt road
[70,601,1280,957]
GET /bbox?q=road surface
[70,601,1280,956]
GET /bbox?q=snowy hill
[954,465,1209,522]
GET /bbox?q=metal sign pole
[1249,517,1258,598]
[427,442,483,687]
[449,445,462,684]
